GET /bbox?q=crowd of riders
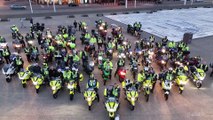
[1,19,213,120]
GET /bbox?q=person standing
[73,20,77,29]
[20,18,25,28]
[30,18,33,25]
[2,48,11,64]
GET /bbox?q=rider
[71,67,83,93]
[103,59,113,79]
[14,56,24,72]
[114,57,125,77]
[41,63,50,85]
[104,84,120,100]
[86,74,100,101]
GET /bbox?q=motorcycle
[190,68,206,88]
[18,70,32,88]
[105,97,119,120]
[42,51,51,63]
[97,54,105,69]
[175,74,188,94]
[32,74,44,93]
[83,88,98,110]
[117,67,127,83]
[49,77,62,99]
[0,42,8,51]
[161,79,172,100]
[66,80,77,100]
[143,79,153,102]
[30,51,39,62]
[135,47,142,59]
[106,48,113,60]
[83,60,95,75]
[125,87,138,110]
[2,62,17,82]
[12,40,23,53]
[130,61,138,80]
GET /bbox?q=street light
[53,0,56,12]
[125,0,128,8]
[28,0,33,13]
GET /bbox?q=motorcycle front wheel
[164,94,169,101]
[36,88,39,94]
[179,88,183,94]
[22,83,26,88]
[145,94,149,102]
[6,78,11,83]
[131,105,135,111]
[53,93,58,99]
[88,105,91,111]
[70,94,74,101]
[195,81,202,88]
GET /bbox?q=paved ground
[0,14,213,120]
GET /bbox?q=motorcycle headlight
[138,51,142,55]
[162,49,166,53]
[161,60,166,64]
[89,61,95,67]
[121,53,126,58]
[131,97,135,101]
[52,86,56,90]
[123,41,127,45]
[33,81,38,85]
[198,75,205,81]
[67,84,74,89]
[180,81,187,85]
[98,56,103,60]
[28,40,33,44]
[87,96,92,101]
[120,71,126,76]
[47,34,52,38]
[0,43,7,47]
[15,44,21,48]
[99,26,103,30]
[129,51,132,55]
[109,50,112,53]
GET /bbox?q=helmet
[125,79,130,84]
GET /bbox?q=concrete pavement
[0,14,213,120]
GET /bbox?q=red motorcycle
[117,67,127,82]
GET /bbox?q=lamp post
[28,0,33,13]
[134,0,136,8]
[53,0,56,12]
[125,0,127,8]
